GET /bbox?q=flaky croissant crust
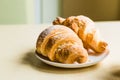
[36,25,88,64]
[53,15,108,53]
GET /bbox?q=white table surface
[0,22,120,80]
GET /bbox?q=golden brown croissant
[36,25,88,64]
[53,15,108,53]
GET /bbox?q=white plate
[35,49,109,68]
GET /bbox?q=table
[0,22,120,80]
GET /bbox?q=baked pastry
[36,25,88,64]
[53,15,108,53]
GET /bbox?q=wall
[0,0,26,24]
[62,0,120,21]
[0,0,62,24]
[42,0,62,23]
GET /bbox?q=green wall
[0,0,26,24]
[0,0,61,24]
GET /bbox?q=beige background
[62,0,120,21]
[0,22,120,80]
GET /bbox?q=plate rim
[35,49,109,68]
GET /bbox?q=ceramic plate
[35,49,109,68]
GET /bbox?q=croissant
[36,25,88,64]
[53,15,108,53]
